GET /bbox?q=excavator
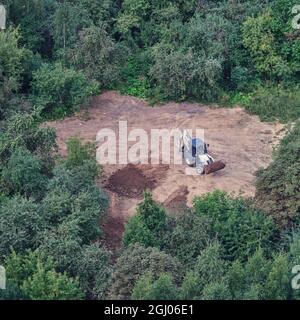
[179,129,225,175]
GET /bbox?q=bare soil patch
[49,91,284,250]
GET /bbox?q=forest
[0,0,300,300]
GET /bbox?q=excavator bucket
[204,161,226,175]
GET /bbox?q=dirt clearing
[49,91,284,250]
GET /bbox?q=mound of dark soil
[106,165,156,198]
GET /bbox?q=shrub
[65,137,99,178]
[243,86,300,123]
[193,191,276,261]
[0,197,44,257]
[123,192,167,248]
[255,122,300,227]
[32,62,98,118]
[2,250,83,300]
[109,244,183,299]
[1,148,47,198]
[0,27,26,118]
[132,273,178,300]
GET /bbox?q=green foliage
[72,244,112,300]
[2,0,300,301]
[32,62,98,118]
[4,0,56,55]
[255,122,300,227]
[0,27,27,118]
[43,163,108,242]
[238,86,300,123]
[193,190,276,261]
[0,197,44,257]
[51,0,92,52]
[123,214,159,248]
[132,273,178,300]
[68,25,126,88]
[1,148,47,198]
[123,192,167,248]
[161,210,212,266]
[243,11,290,79]
[180,242,227,300]
[0,112,57,171]
[65,136,99,178]
[109,244,183,299]
[201,279,232,300]
[2,250,83,300]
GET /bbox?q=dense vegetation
[0,0,299,300]
[0,0,299,121]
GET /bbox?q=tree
[265,253,291,300]
[2,250,83,300]
[32,62,98,118]
[132,273,178,300]
[37,220,83,274]
[123,192,167,248]
[180,242,227,300]
[243,11,290,79]
[51,0,91,53]
[109,244,183,299]
[72,244,112,300]
[40,161,108,244]
[1,147,47,198]
[193,190,276,261]
[201,279,232,300]
[0,111,57,172]
[0,27,27,118]
[161,210,211,266]
[21,265,84,300]
[123,214,158,248]
[65,137,99,178]
[68,25,125,88]
[255,122,300,227]
[0,196,44,257]
[137,192,166,235]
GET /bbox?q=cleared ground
[50,91,284,250]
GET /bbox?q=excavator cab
[191,138,208,157]
[180,129,225,175]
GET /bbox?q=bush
[0,197,44,257]
[2,250,83,300]
[161,211,212,266]
[0,27,26,118]
[243,86,300,123]
[132,273,178,300]
[123,192,167,248]
[0,112,57,173]
[1,148,47,199]
[193,191,276,261]
[65,137,99,178]
[255,122,300,227]
[109,244,183,299]
[32,63,98,118]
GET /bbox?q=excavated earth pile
[49,91,284,250]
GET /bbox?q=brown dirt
[48,91,284,250]
[105,164,156,198]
